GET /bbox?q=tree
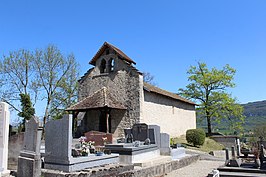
[179,62,245,135]
[143,71,157,86]
[18,93,35,131]
[0,49,38,112]
[34,45,79,131]
[0,45,79,132]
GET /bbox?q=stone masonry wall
[78,49,142,138]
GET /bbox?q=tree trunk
[206,111,212,136]
[42,99,50,139]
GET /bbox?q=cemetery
[0,101,201,177]
[1,43,265,177]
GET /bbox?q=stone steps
[133,155,172,167]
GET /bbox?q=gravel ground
[165,160,225,177]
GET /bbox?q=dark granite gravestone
[124,129,132,138]
[132,123,148,142]
[148,128,155,144]
[148,125,161,146]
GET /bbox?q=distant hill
[241,100,266,131]
[197,100,266,134]
[242,100,266,117]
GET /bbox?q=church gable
[87,42,137,76]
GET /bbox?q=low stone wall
[41,155,200,177]
[8,133,24,170]
[210,135,238,148]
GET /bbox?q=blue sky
[1,0,266,109]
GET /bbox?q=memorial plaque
[132,123,148,141]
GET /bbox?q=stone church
[67,42,196,138]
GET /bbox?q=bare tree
[34,45,79,132]
[143,71,157,86]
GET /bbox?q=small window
[100,59,106,73]
[106,49,110,55]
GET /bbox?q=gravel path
[165,160,225,177]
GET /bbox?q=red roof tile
[66,87,126,111]
[143,82,196,105]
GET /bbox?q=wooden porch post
[106,111,109,133]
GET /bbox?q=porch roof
[66,87,126,111]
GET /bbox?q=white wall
[142,91,196,137]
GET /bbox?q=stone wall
[8,133,24,170]
[42,155,200,177]
[78,50,142,138]
[210,135,238,148]
[142,91,196,137]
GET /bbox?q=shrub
[186,128,206,147]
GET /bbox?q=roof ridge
[143,82,196,105]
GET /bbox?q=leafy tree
[0,45,79,133]
[179,62,245,135]
[0,49,38,112]
[253,124,266,141]
[34,45,79,131]
[18,93,35,131]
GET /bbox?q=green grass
[171,135,225,153]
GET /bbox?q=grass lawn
[171,135,225,153]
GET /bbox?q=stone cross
[0,102,10,175]
[17,117,42,177]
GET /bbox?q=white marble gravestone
[0,102,10,175]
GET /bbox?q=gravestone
[45,114,118,172]
[148,125,161,146]
[229,146,241,167]
[132,123,148,141]
[45,114,72,165]
[124,128,132,138]
[0,102,10,176]
[17,117,42,177]
[84,131,112,146]
[160,133,171,155]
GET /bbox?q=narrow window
[106,49,110,55]
[109,58,115,72]
[100,59,106,73]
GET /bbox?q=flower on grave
[79,136,87,143]
[78,136,91,156]
[102,137,108,145]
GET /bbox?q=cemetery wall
[142,91,196,137]
[8,133,24,170]
[78,52,142,138]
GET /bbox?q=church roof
[89,42,136,66]
[66,87,126,111]
[143,82,196,105]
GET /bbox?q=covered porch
[66,87,127,138]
